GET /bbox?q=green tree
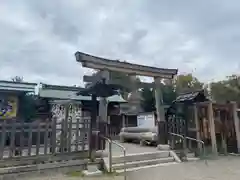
[140,74,203,112]
[162,83,177,105]
[174,74,203,94]
[10,76,39,122]
[18,93,37,122]
[140,83,177,112]
[140,87,155,112]
[109,71,140,99]
[87,71,140,99]
[210,74,240,103]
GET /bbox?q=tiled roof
[174,90,208,103]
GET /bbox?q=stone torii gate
[75,51,178,149]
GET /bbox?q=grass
[66,171,85,177]
[102,169,120,177]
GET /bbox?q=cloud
[0,0,240,86]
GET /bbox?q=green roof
[0,80,36,93]
[39,83,126,103]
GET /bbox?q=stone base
[157,144,170,150]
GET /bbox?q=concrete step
[174,150,200,161]
[82,164,102,177]
[110,151,170,164]
[187,152,195,158]
[116,161,178,174]
[112,157,174,170]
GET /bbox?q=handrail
[169,132,184,139]
[186,137,206,159]
[168,132,187,154]
[100,136,112,173]
[112,140,127,180]
[169,133,206,163]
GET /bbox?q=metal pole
[124,148,126,180]
[109,141,112,173]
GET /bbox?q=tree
[210,74,240,103]
[140,87,155,112]
[18,93,37,122]
[140,74,203,112]
[162,83,177,105]
[140,83,177,112]
[11,76,23,82]
[174,74,203,94]
[86,71,140,99]
[10,76,39,121]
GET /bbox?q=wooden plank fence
[0,116,91,168]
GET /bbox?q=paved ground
[3,142,240,180]
[111,142,157,155]
[127,156,240,180]
[14,156,240,180]
[108,141,158,156]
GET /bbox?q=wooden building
[166,89,240,155]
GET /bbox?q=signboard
[0,96,18,119]
[137,113,155,128]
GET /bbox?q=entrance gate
[75,51,178,148]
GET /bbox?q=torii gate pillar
[154,77,169,150]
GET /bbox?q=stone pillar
[231,102,240,153]
[154,77,169,150]
[207,102,218,155]
[193,104,202,152]
[89,94,97,158]
[99,70,109,123]
[98,70,110,150]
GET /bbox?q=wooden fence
[0,117,90,168]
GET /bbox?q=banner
[0,96,18,119]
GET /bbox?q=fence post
[19,120,25,156]
[28,122,33,156]
[75,114,80,152]
[36,121,41,156]
[68,115,73,152]
[44,119,49,155]
[51,117,57,154]
[9,119,16,157]
[231,102,240,153]
[0,120,6,159]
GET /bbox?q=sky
[1,0,240,86]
